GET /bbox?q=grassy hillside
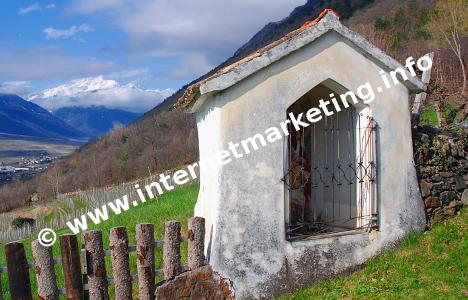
[0,182,199,299]
[279,209,467,300]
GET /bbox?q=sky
[0,0,306,112]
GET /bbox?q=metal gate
[284,108,379,240]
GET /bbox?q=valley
[0,134,84,185]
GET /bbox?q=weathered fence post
[32,240,59,299]
[411,52,434,126]
[109,227,132,300]
[188,217,205,270]
[136,223,155,300]
[5,242,33,300]
[60,234,84,300]
[83,230,109,300]
[163,221,181,280]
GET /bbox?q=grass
[0,182,199,299]
[278,209,467,300]
[420,106,439,127]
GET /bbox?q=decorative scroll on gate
[284,109,378,240]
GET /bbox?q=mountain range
[0,93,142,140]
[0,94,84,140]
[28,76,173,114]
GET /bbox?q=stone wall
[413,126,468,223]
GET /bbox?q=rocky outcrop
[413,126,467,223]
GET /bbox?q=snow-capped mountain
[28,76,119,99]
[28,76,174,113]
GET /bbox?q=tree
[426,0,468,95]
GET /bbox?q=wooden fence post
[188,217,205,270]
[60,234,84,300]
[32,240,59,299]
[136,223,155,300]
[163,221,181,280]
[83,230,109,300]
[5,242,33,300]
[109,227,132,300]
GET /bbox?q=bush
[11,217,35,228]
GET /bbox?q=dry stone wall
[413,126,467,223]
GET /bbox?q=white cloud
[68,0,306,79]
[44,24,94,40]
[0,81,32,96]
[0,46,115,81]
[18,3,55,15]
[28,76,174,113]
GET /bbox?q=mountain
[54,106,141,138]
[0,94,84,140]
[28,76,173,113]
[28,76,119,99]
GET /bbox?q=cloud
[68,0,306,80]
[0,46,115,81]
[28,76,174,112]
[168,53,213,79]
[44,24,94,40]
[0,81,32,96]
[107,68,150,80]
[67,0,125,14]
[18,3,55,15]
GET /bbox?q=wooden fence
[0,217,205,300]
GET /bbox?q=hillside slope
[0,94,84,140]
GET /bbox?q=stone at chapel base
[424,196,441,208]
[461,189,468,206]
[420,180,432,198]
[440,191,457,205]
[432,182,449,195]
[454,175,466,191]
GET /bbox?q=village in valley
[0,154,57,186]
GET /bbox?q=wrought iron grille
[284,108,379,240]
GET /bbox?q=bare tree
[427,0,468,95]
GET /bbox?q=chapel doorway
[284,82,378,240]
